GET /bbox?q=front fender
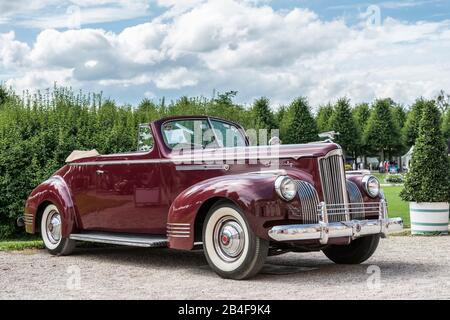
[24,175,78,237]
[167,173,287,250]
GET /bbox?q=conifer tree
[283,97,318,144]
[401,101,450,202]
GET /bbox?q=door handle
[96,170,105,175]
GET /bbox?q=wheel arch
[35,200,53,233]
[193,196,237,242]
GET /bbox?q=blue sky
[1,0,450,108]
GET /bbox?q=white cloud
[1,0,450,108]
[0,32,30,69]
[154,67,198,89]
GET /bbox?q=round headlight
[362,175,380,198]
[275,176,297,201]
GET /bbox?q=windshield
[210,119,246,148]
[161,118,246,149]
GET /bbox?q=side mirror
[269,136,281,145]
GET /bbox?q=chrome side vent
[346,180,365,219]
[295,180,320,224]
[318,149,349,222]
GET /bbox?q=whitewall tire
[202,201,269,280]
[40,204,76,255]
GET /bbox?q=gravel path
[1,236,449,299]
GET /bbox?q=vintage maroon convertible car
[23,116,403,279]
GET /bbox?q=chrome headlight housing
[275,176,297,201]
[362,175,380,198]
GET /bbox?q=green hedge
[0,87,255,239]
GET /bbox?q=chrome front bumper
[268,200,404,244]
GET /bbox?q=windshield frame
[160,117,248,150]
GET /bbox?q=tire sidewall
[41,204,62,251]
[203,202,264,279]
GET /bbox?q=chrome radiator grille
[295,180,320,224]
[346,180,365,219]
[318,151,349,222]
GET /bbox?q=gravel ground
[1,236,449,300]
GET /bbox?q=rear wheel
[202,201,269,280]
[322,234,380,264]
[40,204,76,256]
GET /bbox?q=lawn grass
[0,240,44,251]
[383,185,410,227]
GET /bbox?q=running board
[69,232,168,248]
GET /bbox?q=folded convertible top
[65,149,100,163]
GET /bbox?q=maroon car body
[24,115,402,279]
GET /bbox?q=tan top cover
[65,149,100,163]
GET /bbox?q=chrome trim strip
[167,230,190,233]
[69,233,168,248]
[166,226,190,230]
[167,223,190,226]
[167,232,191,237]
[167,234,190,238]
[175,164,229,171]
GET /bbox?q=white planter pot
[410,202,449,235]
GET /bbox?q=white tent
[401,146,414,171]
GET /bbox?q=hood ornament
[318,131,339,143]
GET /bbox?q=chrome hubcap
[213,217,245,262]
[46,211,61,244]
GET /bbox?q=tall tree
[251,97,276,131]
[353,103,371,132]
[275,105,287,140]
[436,89,450,114]
[0,85,8,106]
[402,98,430,147]
[316,103,334,132]
[328,98,359,160]
[363,98,401,160]
[391,103,407,156]
[391,104,407,132]
[352,103,371,165]
[443,109,450,140]
[283,97,318,144]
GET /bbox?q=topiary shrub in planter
[400,101,450,235]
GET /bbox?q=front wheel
[322,234,380,264]
[202,201,269,280]
[40,204,76,256]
